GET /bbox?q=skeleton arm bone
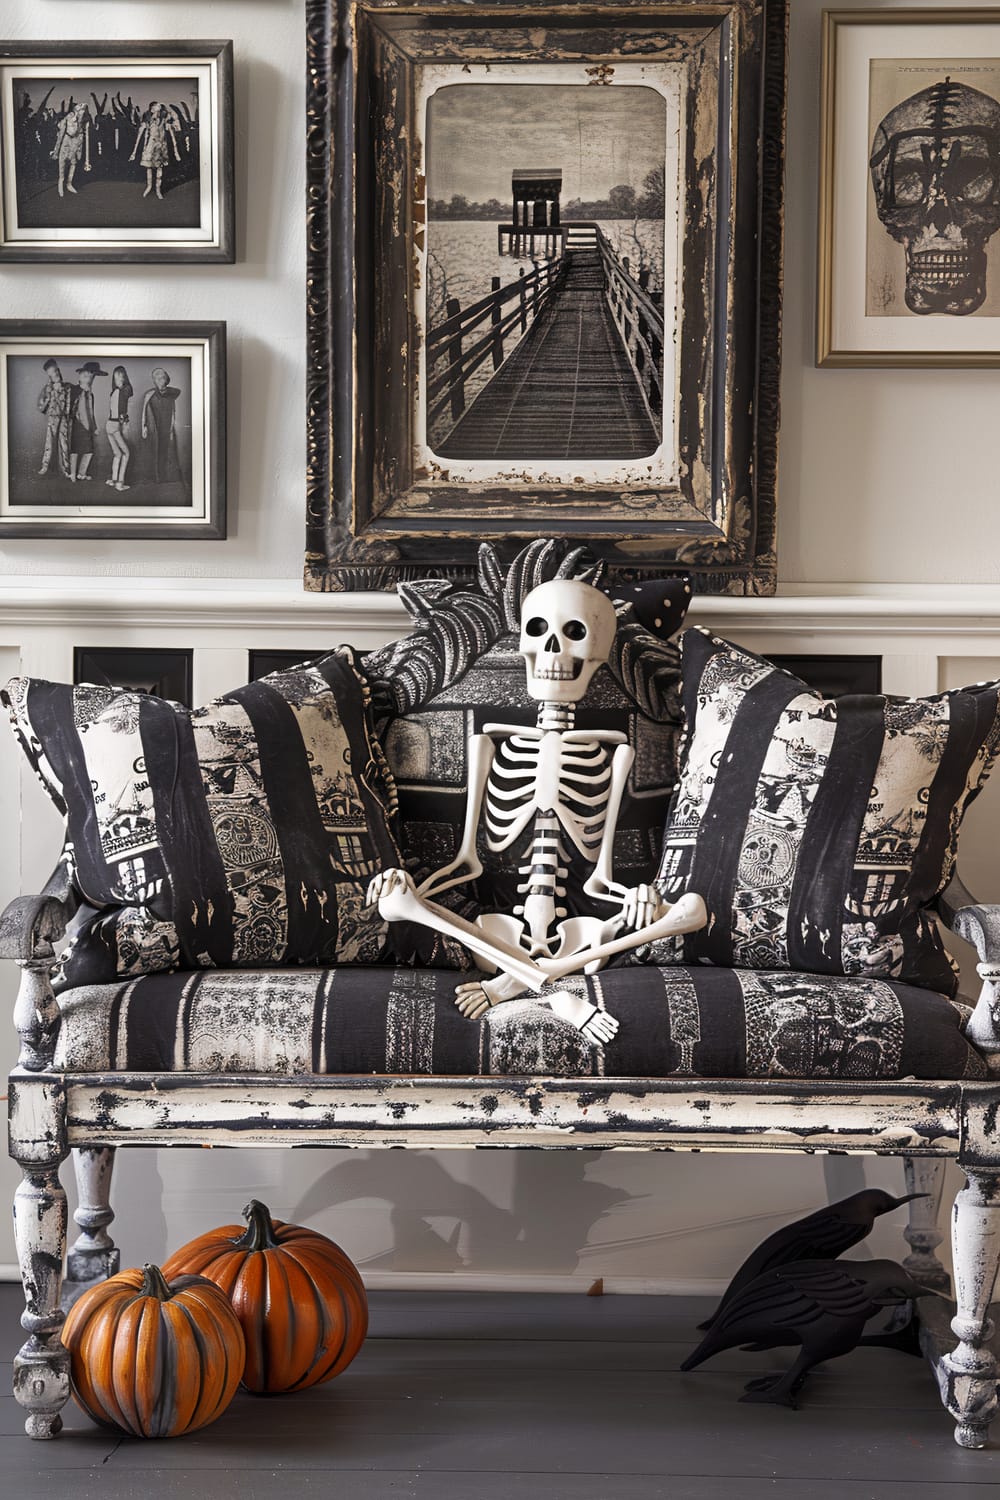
[581,741,661,924]
[414,733,494,901]
[537,892,708,981]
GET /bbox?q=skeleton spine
[513,699,575,928]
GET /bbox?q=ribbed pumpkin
[61,1263,245,1438]
[163,1199,368,1394]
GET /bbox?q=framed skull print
[819,10,1000,366]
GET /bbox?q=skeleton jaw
[532,661,582,683]
[904,242,987,315]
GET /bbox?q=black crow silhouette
[697,1189,924,1331]
[682,1258,937,1408]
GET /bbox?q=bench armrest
[949,904,1000,966]
[937,871,1000,1068]
[0,891,73,963]
[2,861,77,1072]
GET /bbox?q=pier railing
[425,220,665,439]
[569,223,665,438]
[425,259,563,430]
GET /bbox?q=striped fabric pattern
[2,650,401,976]
[51,963,985,1081]
[653,630,1000,997]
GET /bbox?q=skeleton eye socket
[564,619,587,641]
[526,617,547,637]
[947,152,998,205]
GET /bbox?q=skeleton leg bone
[374,869,707,1038]
[369,870,548,992]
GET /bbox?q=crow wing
[684,1261,883,1369]
[717,1262,879,1333]
[699,1206,873,1328]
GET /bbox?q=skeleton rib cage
[483,713,620,925]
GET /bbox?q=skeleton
[368,580,706,1042]
[870,77,1000,315]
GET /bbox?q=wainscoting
[1,583,998,1290]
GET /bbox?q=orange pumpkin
[61,1263,245,1438]
[163,1199,368,1394]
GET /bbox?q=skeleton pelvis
[472,911,619,975]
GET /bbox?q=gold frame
[817,7,1000,368]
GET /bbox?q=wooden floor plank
[91,1407,999,1481]
[0,1473,982,1500]
[0,1285,995,1492]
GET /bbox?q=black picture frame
[0,319,226,539]
[305,0,787,596]
[73,646,193,707]
[0,41,235,263]
[248,649,322,680]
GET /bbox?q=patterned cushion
[363,540,691,966]
[653,630,1000,997]
[52,964,985,1081]
[2,652,401,979]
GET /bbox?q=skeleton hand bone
[618,883,664,932]
[366,866,415,908]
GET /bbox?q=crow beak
[893,1193,929,1207]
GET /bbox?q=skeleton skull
[518,580,616,702]
[870,78,1000,315]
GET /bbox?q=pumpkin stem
[234,1199,280,1251]
[140,1263,174,1302]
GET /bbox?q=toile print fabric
[2,651,401,979]
[362,543,692,969]
[51,963,985,1081]
[652,629,1000,997]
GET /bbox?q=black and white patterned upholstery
[653,630,1000,997]
[52,965,985,1081]
[3,651,401,980]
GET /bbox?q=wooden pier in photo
[426,221,665,462]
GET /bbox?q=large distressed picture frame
[305,1,787,594]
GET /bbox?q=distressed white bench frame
[6,871,1000,1447]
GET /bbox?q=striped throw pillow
[653,629,1000,996]
[3,650,401,977]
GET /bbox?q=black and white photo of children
[11,77,202,230]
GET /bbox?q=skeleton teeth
[909,251,971,285]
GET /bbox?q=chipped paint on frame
[303,0,788,595]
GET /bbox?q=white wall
[2,0,999,1292]
[1,0,305,582]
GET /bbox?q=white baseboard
[0,1262,725,1295]
[358,1271,727,1296]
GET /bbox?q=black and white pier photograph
[419,68,680,478]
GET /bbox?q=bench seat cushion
[53,965,986,1081]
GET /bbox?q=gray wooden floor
[2,1284,999,1498]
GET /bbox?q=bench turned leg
[66,1146,119,1292]
[903,1157,950,1292]
[12,1159,70,1439]
[943,1171,1000,1448]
